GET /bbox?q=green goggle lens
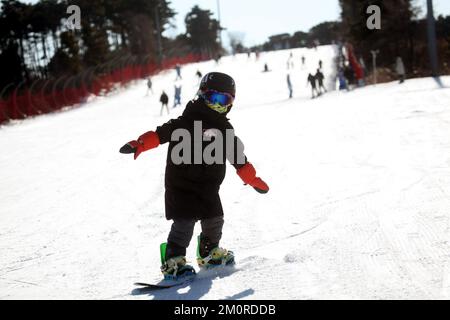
[206,102,229,113]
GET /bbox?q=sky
[20,0,450,48]
[165,0,450,48]
[164,0,341,47]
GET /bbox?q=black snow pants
[165,216,224,260]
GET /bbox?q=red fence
[0,54,207,125]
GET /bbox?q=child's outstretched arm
[119,118,184,160]
[119,131,160,160]
[227,130,269,194]
[235,162,269,194]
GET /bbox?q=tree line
[1,0,449,94]
[251,0,449,80]
[339,0,449,79]
[0,0,222,94]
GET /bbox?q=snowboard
[134,241,235,291]
[134,242,197,291]
[134,264,237,291]
[134,273,196,290]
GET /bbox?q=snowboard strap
[196,235,201,259]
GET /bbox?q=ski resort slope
[1,46,449,300]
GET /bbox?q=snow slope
[0,45,449,299]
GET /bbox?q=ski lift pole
[371,50,379,84]
[154,0,163,66]
[217,0,223,47]
[426,0,439,78]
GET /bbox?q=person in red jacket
[120,72,269,279]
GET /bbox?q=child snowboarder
[120,72,269,280]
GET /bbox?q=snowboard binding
[160,243,195,280]
[196,235,235,269]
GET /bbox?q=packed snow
[0,45,449,299]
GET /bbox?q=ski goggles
[200,90,234,113]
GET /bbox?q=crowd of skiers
[285,54,328,99]
[336,43,407,92]
[146,47,408,115]
[306,69,327,99]
[149,54,331,113]
[145,79,171,116]
[145,65,207,116]
[285,45,407,100]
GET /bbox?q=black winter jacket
[160,92,169,104]
[155,98,247,220]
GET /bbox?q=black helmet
[199,72,236,97]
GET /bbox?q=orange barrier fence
[0,53,207,124]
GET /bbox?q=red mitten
[119,131,160,160]
[236,163,269,194]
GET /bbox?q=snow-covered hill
[0,46,449,299]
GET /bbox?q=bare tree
[228,31,246,54]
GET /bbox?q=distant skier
[263,63,270,72]
[120,72,269,280]
[315,69,327,94]
[318,60,323,70]
[175,64,182,80]
[145,77,153,96]
[196,70,202,80]
[343,64,355,90]
[395,56,406,84]
[338,68,349,91]
[359,57,367,87]
[287,53,294,70]
[313,40,319,50]
[160,91,169,116]
[173,83,182,108]
[307,73,319,98]
[287,74,293,99]
[301,55,306,67]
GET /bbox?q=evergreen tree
[47,31,82,77]
[290,31,308,48]
[0,0,33,83]
[308,21,341,45]
[185,5,222,57]
[339,0,417,70]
